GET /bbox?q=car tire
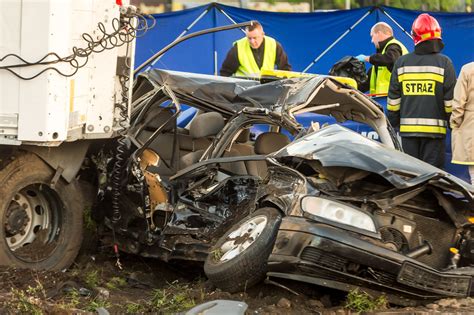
[204,207,282,293]
[0,153,83,270]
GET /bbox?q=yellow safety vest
[235,36,277,77]
[370,38,408,95]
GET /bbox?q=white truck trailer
[0,0,137,270]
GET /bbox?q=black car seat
[179,112,225,169]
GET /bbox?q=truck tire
[204,207,281,293]
[0,153,83,270]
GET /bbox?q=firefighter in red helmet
[411,13,442,45]
[387,13,456,169]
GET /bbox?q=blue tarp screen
[136,4,474,75]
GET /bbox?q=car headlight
[301,196,376,233]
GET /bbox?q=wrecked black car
[204,124,474,305]
[97,69,473,305]
[98,69,397,256]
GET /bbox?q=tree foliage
[274,0,470,12]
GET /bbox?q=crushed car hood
[274,125,474,198]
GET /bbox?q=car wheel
[204,207,281,293]
[0,153,83,270]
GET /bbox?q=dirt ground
[1,246,474,314]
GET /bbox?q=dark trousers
[401,137,445,169]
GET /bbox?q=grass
[211,248,223,262]
[85,269,100,288]
[85,298,112,312]
[26,280,46,297]
[82,265,127,291]
[117,281,197,314]
[83,206,97,231]
[1,264,201,314]
[344,288,388,313]
[105,276,127,290]
[8,288,43,315]
[7,281,46,315]
[149,281,196,313]
[56,289,81,311]
[125,302,146,314]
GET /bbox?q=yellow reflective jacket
[235,36,277,77]
[370,38,408,95]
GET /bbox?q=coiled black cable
[109,9,158,225]
[0,8,155,80]
[110,74,131,224]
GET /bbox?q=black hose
[110,39,133,224]
[0,8,155,80]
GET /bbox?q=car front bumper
[267,216,472,303]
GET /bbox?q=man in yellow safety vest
[220,21,291,78]
[356,22,408,95]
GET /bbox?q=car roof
[133,69,392,146]
[135,69,383,118]
[134,69,331,114]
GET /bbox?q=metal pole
[213,5,217,76]
[214,51,218,76]
[379,7,413,40]
[147,6,211,70]
[135,21,256,74]
[302,9,373,73]
[216,6,247,35]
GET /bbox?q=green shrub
[345,288,388,312]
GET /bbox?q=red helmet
[411,13,442,45]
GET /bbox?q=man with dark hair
[387,13,456,169]
[357,22,408,95]
[220,21,291,77]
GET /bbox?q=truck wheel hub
[5,201,28,236]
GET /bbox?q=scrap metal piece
[264,277,300,296]
[185,300,248,315]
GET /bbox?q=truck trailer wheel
[0,153,83,270]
